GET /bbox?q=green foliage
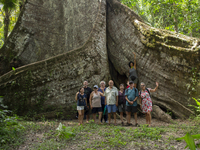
[55,123,75,140]
[0,0,18,10]
[0,96,25,149]
[0,0,20,45]
[189,98,200,116]
[121,0,200,38]
[177,133,200,150]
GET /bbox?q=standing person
[104,80,118,125]
[129,52,138,88]
[118,84,126,125]
[75,87,87,125]
[89,85,104,124]
[125,81,139,126]
[139,82,159,127]
[83,81,92,123]
[98,81,108,123]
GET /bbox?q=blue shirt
[98,87,106,105]
[125,87,139,106]
[77,93,87,106]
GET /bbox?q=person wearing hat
[89,85,105,124]
[128,52,138,88]
[125,81,139,126]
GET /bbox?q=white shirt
[104,86,118,105]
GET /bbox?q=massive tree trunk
[0,0,199,119]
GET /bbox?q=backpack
[125,88,138,99]
[139,88,150,97]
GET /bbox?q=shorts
[118,104,126,112]
[126,106,138,113]
[92,107,102,114]
[107,104,118,113]
[129,77,138,84]
[77,106,84,110]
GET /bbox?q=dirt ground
[14,116,200,150]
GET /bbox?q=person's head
[83,81,88,87]
[127,80,129,86]
[129,61,134,68]
[93,85,98,92]
[120,84,124,91]
[108,80,114,88]
[129,81,134,88]
[100,81,106,88]
[79,87,84,93]
[140,82,146,90]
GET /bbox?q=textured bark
[0,0,200,119]
[107,0,200,118]
[152,105,172,123]
[0,0,110,118]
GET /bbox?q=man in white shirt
[104,80,118,125]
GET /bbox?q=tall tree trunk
[4,9,10,42]
[173,3,178,33]
[174,17,178,33]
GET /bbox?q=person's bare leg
[134,112,137,124]
[93,113,96,123]
[134,84,137,88]
[120,112,123,123]
[81,110,84,124]
[145,113,148,124]
[126,111,128,124]
[99,112,102,124]
[108,113,111,125]
[128,112,131,124]
[86,114,89,123]
[148,112,151,126]
[114,112,117,125]
[78,110,82,125]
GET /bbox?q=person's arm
[99,92,105,97]
[133,52,136,70]
[75,92,79,101]
[139,96,142,109]
[89,92,93,109]
[105,97,107,105]
[150,82,159,92]
[116,96,118,106]
[125,96,133,105]
[133,96,138,102]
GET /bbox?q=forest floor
[2,116,200,150]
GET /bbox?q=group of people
[75,52,159,127]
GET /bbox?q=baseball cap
[129,81,134,84]
[93,85,98,89]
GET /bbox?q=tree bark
[0,0,199,119]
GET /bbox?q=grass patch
[1,118,200,150]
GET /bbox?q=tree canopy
[121,0,200,38]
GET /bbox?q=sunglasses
[140,85,145,87]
